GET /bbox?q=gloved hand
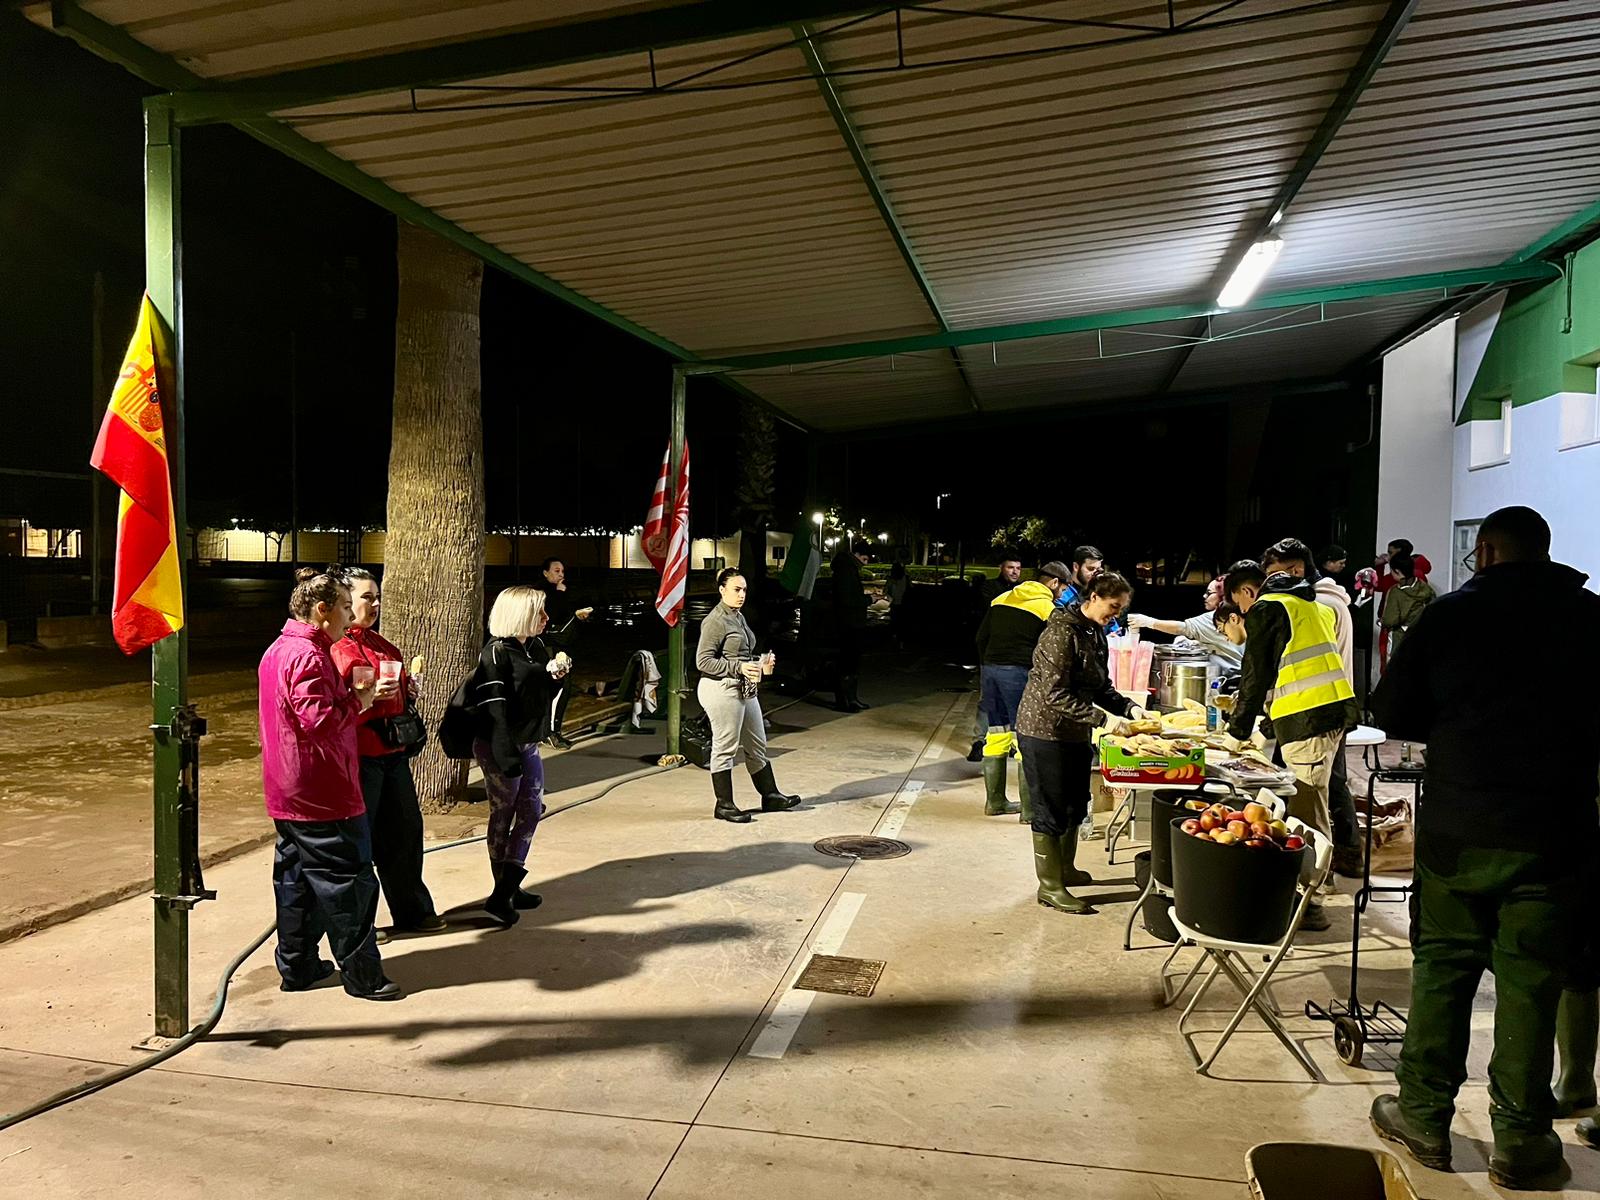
[1102,714,1133,738]
[1219,733,1245,754]
[1127,705,1148,722]
[1127,613,1154,629]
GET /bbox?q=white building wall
[1452,397,1600,584]
[1376,320,1457,573]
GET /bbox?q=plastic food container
[1245,1143,1418,1199]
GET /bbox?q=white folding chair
[1170,819,1333,1079]
[1132,788,1288,1012]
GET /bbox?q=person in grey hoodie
[696,568,803,823]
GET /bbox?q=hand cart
[1305,728,1422,1067]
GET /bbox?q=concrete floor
[1,663,1596,1198]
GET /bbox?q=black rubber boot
[484,862,520,927]
[847,676,871,711]
[501,861,543,911]
[713,769,751,823]
[1032,832,1094,915]
[750,763,801,812]
[1556,988,1599,1116]
[1059,831,1093,888]
[1488,1132,1565,1190]
[982,755,1019,816]
[280,959,336,992]
[1369,1094,1451,1172]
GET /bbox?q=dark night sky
[2,13,1380,574]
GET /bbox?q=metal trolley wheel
[1333,1015,1366,1067]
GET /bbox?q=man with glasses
[1369,506,1600,1189]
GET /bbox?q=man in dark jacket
[1225,568,1359,930]
[830,540,873,712]
[974,562,1070,818]
[1369,506,1600,1190]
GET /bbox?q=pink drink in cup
[351,665,376,690]
[378,659,402,684]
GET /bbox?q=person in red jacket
[330,568,444,941]
[258,568,403,1001]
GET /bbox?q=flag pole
[144,101,191,1043]
[665,364,687,757]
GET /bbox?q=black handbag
[378,702,428,757]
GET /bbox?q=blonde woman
[473,586,570,926]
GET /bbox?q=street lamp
[811,512,824,525]
[878,532,888,544]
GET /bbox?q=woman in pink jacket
[259,568,403,1001]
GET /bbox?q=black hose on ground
[0,760,674,1133]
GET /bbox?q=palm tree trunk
[382,223,484,811]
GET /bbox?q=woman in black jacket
[1015,571,1142,915]
[472,585,571,926]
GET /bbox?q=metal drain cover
[813,835,910,860]
[795,954,886,997]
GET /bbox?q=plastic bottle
[1206,678,1223,732]
[1079,811,1098,842]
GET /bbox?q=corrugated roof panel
[1170,295,1444,392]
[811,1,1392,327]
[71,1,682,80]
[279,32,941,358]
[735,358,971,431]
[958,334,1182,412]
[1271,0,1600,289]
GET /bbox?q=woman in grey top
[696,568,802,823]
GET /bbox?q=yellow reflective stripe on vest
[1256,592,1354,721]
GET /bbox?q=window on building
[1560,389,1600,450]
[1468,398,1511,469]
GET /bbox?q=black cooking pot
[1150,780,1238,889]
[1134,850,1180,943]
[1169,816,1306,945]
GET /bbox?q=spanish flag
[90,294,184,654]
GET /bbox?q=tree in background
[735,403,776,589]
[990,515,1066,564]
[381,223,485,810]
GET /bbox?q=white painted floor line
[874,780,923,840]
[747,892,867,1060]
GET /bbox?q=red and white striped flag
[641,442,690,626]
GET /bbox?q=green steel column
[665,366,688,758]
[146,102,191,1040]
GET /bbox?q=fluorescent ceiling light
[1217,238,1284,308]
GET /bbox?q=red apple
[1284,835,1306,851]
[1243,837,1277,850]
[1226,820,1249,840]
[1185,799,1209,812]
[1210,830,1240,845]
[1250,821,1273,839]
[1198,811,1222,832]
[1180,818,1202,835]
[1242,802,1271,825]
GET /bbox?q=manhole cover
[813,835,911,860]
[795,954,886,997]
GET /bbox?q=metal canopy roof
[33,0,1600,433]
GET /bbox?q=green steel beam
[1159,0,1418,395]
[1511,197,1600,264]
[144,101,190,1041]
[702,262,1561,372]
[792,21,979,412]
[152,3,884,121]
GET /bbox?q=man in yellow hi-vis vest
[1225,567,1359,930]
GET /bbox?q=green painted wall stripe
[1461,239,1600,423]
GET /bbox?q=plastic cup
[761,652,775,676]
[351,665,376,690]
[378,659,402,683]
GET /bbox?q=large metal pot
[1153,648,1209,711]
